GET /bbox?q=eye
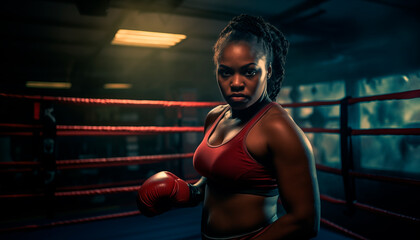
[218,69,233,78]
[244,69,257,77]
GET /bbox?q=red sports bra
[193,102,279,196]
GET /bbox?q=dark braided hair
[213,14,289,101]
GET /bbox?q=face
[216,40,271,110]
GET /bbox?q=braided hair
[213,14,289,101]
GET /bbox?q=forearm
[255,213,318,240]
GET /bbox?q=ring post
[340,96,356,214]
[41,103,57,218]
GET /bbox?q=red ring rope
[321,194,420,222]
[0,161,40,167]
[348,171,420,186]
[0,126,204,136]
[0,179,199,199]
[351,128,420,135]
[56,153,194,166]
[315,164,420,186]
[316,164,342,175]
[301,128,340,134]
[0,153,194,172]
[348,89,420,104]
[0,210,140,233]
[0,123,42,128]
[57,180,146,191]
[320,218,369,240]
[0,186,138,199]
[282,100,340,108]
[57,126,204,136]
[0,93,224,108]
[54,186,139,197]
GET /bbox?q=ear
[267,63,272,79]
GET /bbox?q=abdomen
[202,184,278,237]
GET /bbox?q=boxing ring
[0,90,419,240]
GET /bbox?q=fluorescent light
[26,81,71,89]
[104,83,132,89]
[112,29,186,48]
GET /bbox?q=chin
[227,101,249,109]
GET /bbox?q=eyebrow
[219,63,257,69]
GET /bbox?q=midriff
[202,184,278,238]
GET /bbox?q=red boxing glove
[137,171,192,217]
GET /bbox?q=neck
[230,95,271,120]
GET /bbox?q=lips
[228,94,249,102]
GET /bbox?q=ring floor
[2,205,352,240]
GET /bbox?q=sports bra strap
[240,102,276,135]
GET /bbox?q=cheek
[217,78,228,94]
[252,75,266,90]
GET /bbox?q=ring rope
[0,93,224,108]
[316,164,342,175]
[0,168,33,173]
[0,123,42,128]
[282,100,340,108]
[348,89,420,104]
[321,194,420,222]
[316,164,420,186]
[320,218,369,240]
[56,153,194,166]
[0,125,204,136]
[301,128,340,134]
[0,210,140,233]
[56,179,146,192]
[348,171,420,186]
[4,124,419,137]
[0,180,146,199]
[0,153,194,172]
[57,153,194,170]
[54,186,139,197]
[0,161,40,167]
[2,126,419,137]
[351,128,420,136]
[0,186,138,199]
[0,132,33,136]
[1,90,418,110]
[0,179,199,199]
[0,193,45,199]
[56,126,204,136]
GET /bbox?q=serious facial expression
[216,40,270,110]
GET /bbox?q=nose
[230,74,244,92]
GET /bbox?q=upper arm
[265,112,320,228]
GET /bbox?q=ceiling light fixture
[111,29,187,48]
[104,83,132,89]
[26,81,71,89]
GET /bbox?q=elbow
[297,203,321,238]
[295,213,320,239]
[307,224,319,239]
[299,220,319,239]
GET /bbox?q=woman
[137,14,320,240]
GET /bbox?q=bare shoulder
[262,103,312,151]
[262,103,298,131]
[203,104,229,133]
